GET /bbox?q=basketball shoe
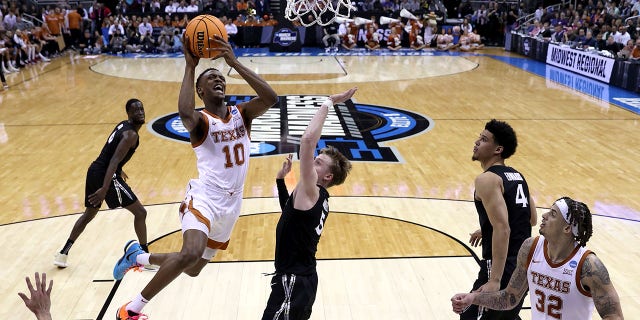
[54,253,68,268]
[113,240,145,280]
[116,302,148,320]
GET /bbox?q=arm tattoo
[593,294,619,318]
[581,255,622,318]
[580,256,611,285]
[474,291,515,310]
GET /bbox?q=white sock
[136,253,150,266]
[127,293,149,313]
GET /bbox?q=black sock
[140,243,149,253]
[60,239,74,254]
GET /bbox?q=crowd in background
[1,0,639,88]
[516,0,640,60]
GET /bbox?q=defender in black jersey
[460,119,538,320]
[54,99,149,268]
[262,88,356,320]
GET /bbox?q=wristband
[323,98,334,108]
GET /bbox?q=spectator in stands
[580,30,597,48]
[186,0,199,12]
[322,22,340,52]
[505,6,519,33]
[618,38,634,59]
[140,28,156,52]
[237,0,249,14]
[108,27,127,53]
[255,0,268,17]
[603,34,622,55]
[550,23,564,42]
[221,16,238,48]
[171,29,183,52]
[68,8,84,50]
[176,0,188,13]
[90,3,111,35]
[528,19,541,37]
[108,19,125,36]
[3,9,17,31]
[165,1,177,15]
[630,38,640,60]
[614,25,631,45]
[138,17,153,38]
[460,18,472,34]
[156,30,172,52]
[472,3,487,28]
[125,25,143,53]
[78,29,97,54]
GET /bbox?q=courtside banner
[546,43,614,83]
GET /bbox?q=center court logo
[149,95,433,162]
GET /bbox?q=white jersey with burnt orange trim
[192,105,250,194]
[526,235,595,320]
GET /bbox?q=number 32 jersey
[527,235,595,319]
[192,106,250,193]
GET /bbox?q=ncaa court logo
[149,95,433,162]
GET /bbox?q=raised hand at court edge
[328,87,358,104]
[277,154,293,179]
[18,272,53,320]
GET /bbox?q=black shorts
[85,167,138,209]
[460,257,527,320]
[262,273,318,320]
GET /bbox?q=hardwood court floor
[0,48,638,319]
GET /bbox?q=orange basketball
[185,15,228,58]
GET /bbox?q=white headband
[555,199,578,237]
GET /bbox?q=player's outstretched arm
[178,35,201,132]
[580,254,624,319]
[452,237,532,313]
[295,88,357,209]
[209,35,278,120]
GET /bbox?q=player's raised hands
[18,272,53,320]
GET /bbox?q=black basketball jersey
[91,120,139,175]
[474,165,532,260]
[274,184,330,275]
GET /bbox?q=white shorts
[179,179,243,260]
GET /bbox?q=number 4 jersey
[527,235,595,319]
[192,106,250,193]
[475,165,533,260]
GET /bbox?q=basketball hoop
[285,0,355,26]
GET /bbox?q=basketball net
[285,0,355,26]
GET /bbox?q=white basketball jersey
[527,236,594,320]
[193,106,250,193]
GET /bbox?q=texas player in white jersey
[114,34,278,319]
[452,197,624,320]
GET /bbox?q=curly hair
[319,145,352,188]
[556,196,593,247]
[485,119,518,159]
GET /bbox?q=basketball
[185,15,228,58]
